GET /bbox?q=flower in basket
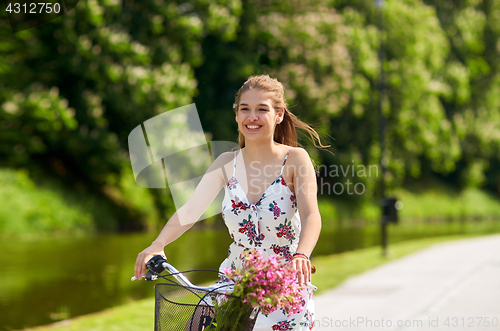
[222,249,305,317]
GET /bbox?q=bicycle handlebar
[131,255,233,293]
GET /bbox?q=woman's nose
[248,109,258,120]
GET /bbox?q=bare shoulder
[288,147,313,166]
[208,151,236,182]
[286,147,314,179]
[212,151,235,166]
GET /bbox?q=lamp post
[376,0,389,257]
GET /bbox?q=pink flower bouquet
[209,249,304,330]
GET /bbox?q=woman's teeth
[246,125,260,129]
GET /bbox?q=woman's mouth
[245,125,262,132]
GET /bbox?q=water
[2,218,500,330]
[0,230,233,330]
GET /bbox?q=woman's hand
[291,255,311,287]
[134,241,166,280]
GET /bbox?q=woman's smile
[245,124,262,132]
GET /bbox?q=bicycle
[132,255,260,331]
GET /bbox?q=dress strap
[280,147,294,176]
[232,151,237,177]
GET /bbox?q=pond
[2,218,500,330]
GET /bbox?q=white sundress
[215,147,316,330]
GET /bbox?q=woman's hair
[232,74,331,151]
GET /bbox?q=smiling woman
[135,74,331,330]
[232,75,329,151]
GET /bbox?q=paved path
[314,234,500,331]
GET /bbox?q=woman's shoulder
[287,146,310,162]
[286,147,314,175]
[212,151,236,168]
[202,151,237,185]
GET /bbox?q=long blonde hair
[233,75,331,151]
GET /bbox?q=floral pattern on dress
[274,176,284,186]
[238,214,265,247]
[299,310,314,330]
[270,243,293,261]
[227,177,238,190]
[268,200,286,220]
[280,176,289,186]
[230,233,246,248]
[256,193,265,207]
[231,195,250,215]
[290,194,297,208]
[272,319,296,330]
[275,218,296,244]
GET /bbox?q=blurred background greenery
[1,0,500,329]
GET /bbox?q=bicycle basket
[155,283,259,331]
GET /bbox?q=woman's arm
[134,152,233,280]
[289,148,322,286]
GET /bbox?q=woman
[135,75,329,330]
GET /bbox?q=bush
[0,168,97,236]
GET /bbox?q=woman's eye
[239,107,267,111]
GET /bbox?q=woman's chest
[232,170,295,205]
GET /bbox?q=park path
[313,234,500,331]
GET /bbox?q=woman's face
[235,89,284,142]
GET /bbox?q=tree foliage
[1,0,500,231]
[0,0,242,229]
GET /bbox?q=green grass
[0,166,159,236]
[0,168,96,236]
[23,298,156,331]
[390,181,500,221]
[23,233,491,331]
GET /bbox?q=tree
[0,0,243,230]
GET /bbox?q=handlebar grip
[147,255,167,274]
[131,255,167,281]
